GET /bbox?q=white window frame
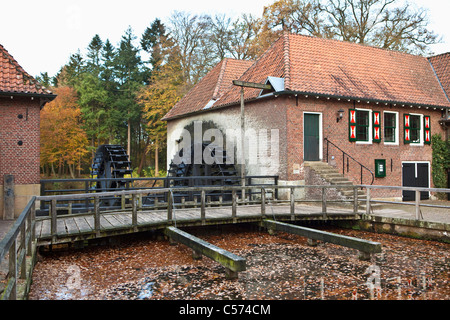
[355,108,373,145]
[408,113,424,146]
[383,111,399,146]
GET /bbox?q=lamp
[337,109,344,123]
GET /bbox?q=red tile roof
[429,53,450,101]
[165,33,450,120]
[0,44,53,96]
[163,58,253,120]
[216,34,450,109]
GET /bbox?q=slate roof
[0,44,54,97]
[165,33,450,120]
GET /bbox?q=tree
[261,0,439,55]
[168,11,216,87]
[40,87,89,177]
[86,34,104,76]
[431,134,450,199]
[141,18,168,72]
[138,38,184,176]
[113,26,148,161]
[229,14,262,60]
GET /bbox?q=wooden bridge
[1,183,449,300]
[35,185,361,246]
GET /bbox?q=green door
[304,113,320,161]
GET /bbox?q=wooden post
[8,239,17,300]
[138,194,142,210]
[168,191,173,221]
[132,194,137,232]
[94,196,100,236]
[51,199,57,242]
[232,189,237,222]
[415,190,421,220]
[20,223,26,279]
[290,187,295,220]
[27,206,33,256]
[84,181,89,211]
[201,190,206,223]
[240,86,246,202]
[366,188,371,215]
[165,226,246,279]
[30,199,36,248]
[261,187,266,217]
[3,175,15,220]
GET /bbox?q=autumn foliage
[36,1,438,178]
[40,86,89,177]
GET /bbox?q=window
[409,115,421,143]
[384,112,398,144]
[404,113,430,145]
[356,110,370,141]
[349,109,372,143]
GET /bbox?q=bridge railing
[38,175,279,215]
[35,184,363,239]
[35,183,450,236]
[0,197,36,300]
[361,185,450,220]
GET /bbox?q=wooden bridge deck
[35,203,360,246]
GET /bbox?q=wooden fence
[1,183,449,300]
[0,197,37,300]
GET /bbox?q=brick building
[163,34,450,200]
[1,44,55,219]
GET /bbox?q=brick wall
[0,96,41,185]
[167,97,289,179]
[286,95,446,195]
[167,94,446,198]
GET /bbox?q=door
[402,162,430,201]
[304,113,320,161]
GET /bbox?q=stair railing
[324,138,375,185]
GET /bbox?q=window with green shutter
[409,115,421,143]
[356,110,370,142]
[349,109,357,142]
[423,115,431,145]
[404,114,411,143]
[373,111,381,143]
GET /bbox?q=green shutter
[404,114,411,144]
[373,111,381,143]
[349,109,357,142]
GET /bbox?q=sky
[0,0,448,78]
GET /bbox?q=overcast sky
[0,0,448,78]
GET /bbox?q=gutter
[0,91,57,108]
[164,90,450,122]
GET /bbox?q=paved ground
[369,199,450,224]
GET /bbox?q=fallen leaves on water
[28,225,450,300]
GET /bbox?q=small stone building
[0,44,55,219]
[164,34,450,200]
